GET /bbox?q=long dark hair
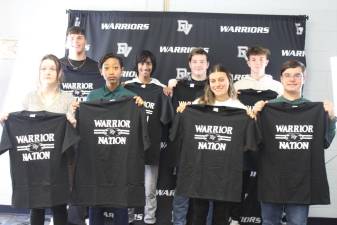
[198,64,236,105]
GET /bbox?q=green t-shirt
[269,96,309,104]
[87,85,136,102]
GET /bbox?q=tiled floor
[0,213,51,225]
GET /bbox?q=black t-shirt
[60,57,104,102]
[0,111,79,208]
[237,89,278,107]
[72,97,150,208]
[257,102,330,204]
[124,83,174,165]
[170,105,260,202]
[171,79,206,111]
[60,56,100,74]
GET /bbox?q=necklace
[67,57,87,70]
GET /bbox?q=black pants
[230,170,252,221]
[67,205,88,225]
[30,204,67,225]
[192,198,231,225]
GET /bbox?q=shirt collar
[103,85,122,96]
[131,77,155,84]
[279,95,304,103]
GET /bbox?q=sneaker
[230,220,240,225]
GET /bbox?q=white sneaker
[230,220,240,225]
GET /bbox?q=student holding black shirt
[253,60,336,225]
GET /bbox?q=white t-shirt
[124,77,166,88]
[193,98,247,109]
[234,74,283,95]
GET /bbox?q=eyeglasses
[282,73,303,79]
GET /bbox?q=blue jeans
[89,207,128,225]
[173,194,213,225]
[173,194,189,225]
[207,201,213,225]
[260,202,309,225]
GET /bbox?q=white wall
[0,0,164,208]
[0,0,336,218]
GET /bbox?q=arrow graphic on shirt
[194,134,231,142]
[17,143,54,152]
[275,133,313,141]
[94,128,130,136]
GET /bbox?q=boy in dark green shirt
[87,53,137,102]
[86,53,142,225]
[254,60,336,225]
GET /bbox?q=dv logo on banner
[66,10,307,225]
